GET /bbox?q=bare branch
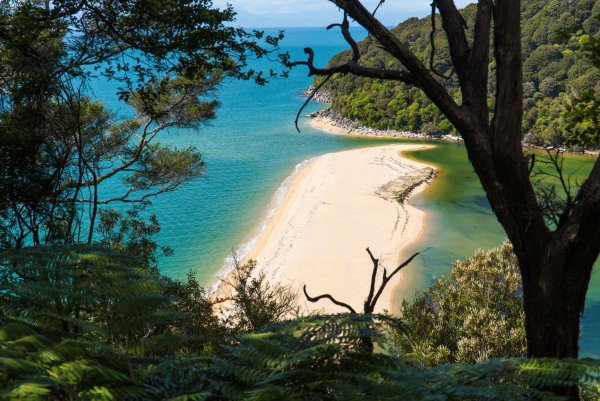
[295,75,332,132]
[433,0,470,68]
[557,155,600,253]
[384,252,420,284]
[365,247,379,311]
[303,285,357,313]
[329,0,469,133]
[328,12,360,62]
[372,0,385,16]
[533,149,574,227]
[428,3,454,80]
[69,181,181,204]
[294,48,415,83]
[209,296,232,306]
[293,17,415,133]
[369,252,419,313]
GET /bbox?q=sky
[213,0,475,28]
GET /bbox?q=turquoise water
[90,28,599,356]
[91,27,391,283]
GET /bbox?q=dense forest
[318,0,600,147]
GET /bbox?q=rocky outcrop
[309,108,464,142]
[376,167,437,204]
[303,86,333,103]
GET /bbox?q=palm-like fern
[0,246,184,355]
[0,322,148,400]
[145,315,600,401]
[1,247,598,400]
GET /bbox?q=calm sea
[90,28,598,357]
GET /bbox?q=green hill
[316,0,600,146]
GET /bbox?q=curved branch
[329,0,469,134]
[303,285,356,313]
[295,74,332,132]
[429,3,454,80]
[365,247,379,310]
[369,252,419,312]
[294,48,415,83]
[372,0,385,17]
[327,12,360,62]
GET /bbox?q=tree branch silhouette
[303,247,419,314]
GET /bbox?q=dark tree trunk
[519,246,594,401]
[522,255,584,359]
[305,3,600,399]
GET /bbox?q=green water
[397,143,599,357]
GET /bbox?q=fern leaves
[0,247,598,400]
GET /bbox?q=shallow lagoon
[400,143,599,357]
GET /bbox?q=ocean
[89,27,598,356]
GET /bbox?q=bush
[393,241,526,366]
[221,259,302,333]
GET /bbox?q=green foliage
[562,34,600,147]
[0,322,149,401]
[0,248,598,400]
[0,246,305,358]
[97,205,173,268]
[163,272,230,354]
[564,89,600,148]
[1,262,599,401]
[0,246,186,355]
[395,242,527,367]
[319,0,600,146]
[144,316,600,401]
[221,260,301,333]
[0,0,286,249]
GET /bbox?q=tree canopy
[0,0,286,251]
[317,0,600,147]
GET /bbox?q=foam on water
[211,157,314,293]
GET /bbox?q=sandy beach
[223,141,435,314]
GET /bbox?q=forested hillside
[318,0,600,146]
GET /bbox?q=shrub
[394,241,526,366]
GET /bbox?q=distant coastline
[304,86,599,155]
[303,86,463,143]
[308,108,464,142]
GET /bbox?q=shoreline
[208,158,314,294]
[213,143,436,314]
[308,107,599,156]
[309,109,463,142]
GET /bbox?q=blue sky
[213,0,474,27]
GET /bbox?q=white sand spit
[235,144,434,314]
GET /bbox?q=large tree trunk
[525,267,580,359]
[465,118,595,401]
[522,252,589,359]
[311,3,600,399]
[519,244,595,401]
